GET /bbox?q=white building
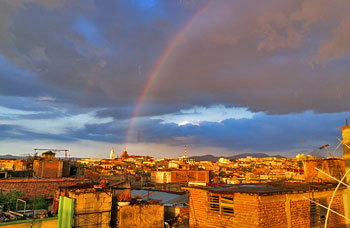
[110,148,115,159]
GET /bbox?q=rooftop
[183,183,344,196]
[42,150,55,155]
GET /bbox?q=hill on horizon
[189,153,285,162]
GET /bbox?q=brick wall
[304,159,345,183]
[0,178,90,199]
[325,194,345,228]
[233,193,260,228]
[259,199,287,228]
[84,168,100,182]
[171,170,209,183]
[188,188,240,228]
[33,160,63,178]
[187,188,346,228]
[290,200,310,228]
[151,170,209,184]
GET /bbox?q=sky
[1,0,350,158]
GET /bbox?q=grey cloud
[147,0,350,114]
[0,0,198,114]
[96,104,194,120]
[1,0,350,117]
[68,111,350,155]
[1,0,350,155]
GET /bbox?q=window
[209,194,220,212]
[310,199,326,227]
[221,196,234,214]
[209,194,234,215]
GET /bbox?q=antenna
[185,145,187,157]
[34,148,69,160]
[319,144,333,158]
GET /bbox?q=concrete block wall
[69,191,112,213]
[117,204,164,228]
[68,191,112,228]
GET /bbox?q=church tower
[110,147,115,159]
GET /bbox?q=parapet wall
[187,188,346,228]
[0,178,90,199]
[117,204,164,228]
[0,217,57,228]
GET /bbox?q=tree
[28,196,47,210]
[0,190,23,211]
[121,149,129,160]
[297,160,304,169]
[219,171,226,177]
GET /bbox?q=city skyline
[1,0,350,158]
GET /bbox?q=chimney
[341,124,350,228]
[341,125,350,182]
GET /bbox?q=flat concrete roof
[183,183,344,195]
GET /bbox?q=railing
[73,210,111,228]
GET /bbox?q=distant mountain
[0,154,82,160]
[190,153,285,161]
[228,153,285,159]
[0,154,26,160]
[189,155,219,161]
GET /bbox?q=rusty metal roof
[183,183,344,195]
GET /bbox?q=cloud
[0,1,350,156]
[2,0,350,116]
[152,105,257,125]
[69,111,348,157]
[148,0,350,114]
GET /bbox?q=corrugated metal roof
[131,190,187,204]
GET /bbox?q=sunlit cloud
[152,105,258,125]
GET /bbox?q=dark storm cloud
[149,0,350,114]
[2,0,350,115]
[134,111,349,153]
[96,104,194,120]
[1,0,350,155]
[61,111,349,154]
[0,0,198,111]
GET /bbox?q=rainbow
[124,1,213,146]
